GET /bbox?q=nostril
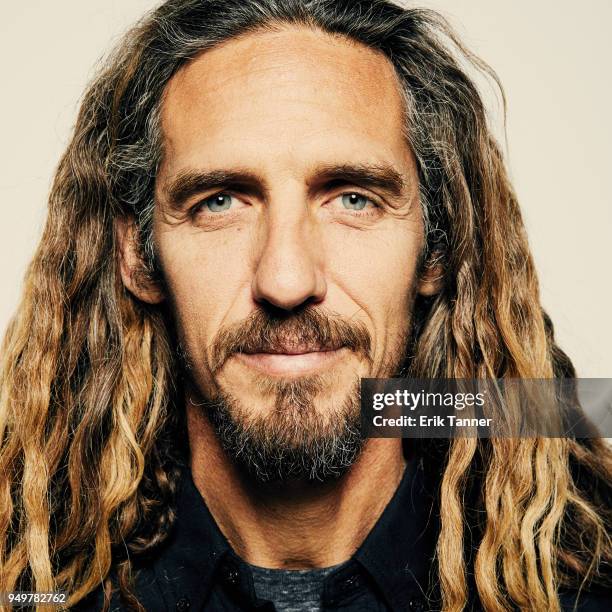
[251,263,326,312]
[255,295,323,317]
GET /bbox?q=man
[0,1,610,611]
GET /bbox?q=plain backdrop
[1,1,611,376]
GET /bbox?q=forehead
[159,26,410,177]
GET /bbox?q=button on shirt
[77,456,610,611]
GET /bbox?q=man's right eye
[197,193,233,213]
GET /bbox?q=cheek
[156,226,253,351]
[325,223,421,320]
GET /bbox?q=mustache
[209,306,372,373]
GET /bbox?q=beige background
[1,1,610,376]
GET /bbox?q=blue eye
[203,193,232,212]
[341,193,370,211]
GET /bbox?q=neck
[186,401,406,569]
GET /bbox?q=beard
[180,305,408,484]
[197,375,364,483]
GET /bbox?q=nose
[251,205,326,311]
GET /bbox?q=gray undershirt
[248,562,346,612]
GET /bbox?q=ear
[417,252,444,297]
[115,216,165,304]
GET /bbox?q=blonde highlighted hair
[1,1,610,610]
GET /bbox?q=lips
[241,343,342,356]
[234,345,347,376]
[208,308,372,375]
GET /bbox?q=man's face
[150,26,425,480]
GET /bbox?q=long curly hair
[0,1,610,610]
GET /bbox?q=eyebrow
[307,163,406,200]
[162,169,266,209]
[160,162,408,209]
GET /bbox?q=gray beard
[199,376,365,484]
[174,303,409,484]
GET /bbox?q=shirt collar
[353,454,439,610]
[153,463,231,611]
[155,452,438,612]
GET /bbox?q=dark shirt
[77,457,610,611]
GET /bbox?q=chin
[200,376,365,483]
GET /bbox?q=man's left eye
[340,193,375,211]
